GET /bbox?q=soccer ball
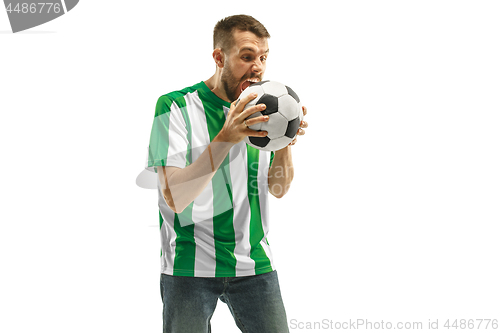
[238,80,303,151]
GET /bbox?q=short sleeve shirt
[147,81,275,277]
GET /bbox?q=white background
[1,1,499,332]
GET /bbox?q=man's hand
[215,93,270,144]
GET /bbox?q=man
[147,14,308,333]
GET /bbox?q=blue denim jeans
[160,270,289,333]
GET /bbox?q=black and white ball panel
[261,81,288,97]
[248,135,270,148]
[257,94,279,115]
[265,135,295,151]
[238,85,265,106]
[277,94,300,121]
[285,117,301,139]
[262,112,289,139]
[286,86,300,103]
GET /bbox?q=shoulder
[155,82,205,117]
[161,82,205,103]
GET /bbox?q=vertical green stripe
[201,97,236,277]
[247,147,272,272]
[172,213,195,275]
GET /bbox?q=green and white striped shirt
[147,81,276,277]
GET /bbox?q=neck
[204,69,230,102]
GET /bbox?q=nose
[252,59,264,74]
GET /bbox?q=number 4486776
[444,319,498,330]
[6,3,62,14]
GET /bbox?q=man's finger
[240,103,266,119]
[245,115,269,127]
[246,129,269,137]
[234,93,258,113]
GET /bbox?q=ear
[212,48,224,68]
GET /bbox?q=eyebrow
[239,47,270,55]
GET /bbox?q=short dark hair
[213,15,270,53]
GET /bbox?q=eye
[260,56,267,63]
[242,55,253,61]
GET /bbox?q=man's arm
[158,93,269,213]
[268,146,294,198]
[158,138,232,213]
[268,106,308,198]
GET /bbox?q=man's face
[221,30,269,102]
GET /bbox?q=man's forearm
[165,136,234,213]
[268,146,294,198]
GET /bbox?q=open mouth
[240,77,261,93]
